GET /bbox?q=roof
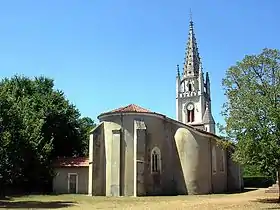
[99,104,151,116]
[202,106,215,124]
[53,157,89,167]
[97,103,221,138]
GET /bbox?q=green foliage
[221,48,280,177]
[243,176,275,188]
[216,138,234,150]
[243,164,267,177]
[78,117,96,155]
[0,75,95,193]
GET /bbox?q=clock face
[187,103,194,110]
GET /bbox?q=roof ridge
[100,104,151,116]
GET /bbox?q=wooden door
[68,174,78,194]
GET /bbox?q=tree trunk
[276,168,280,203]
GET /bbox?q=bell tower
[176,16,215,133]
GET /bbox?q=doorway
[68,173,78,194]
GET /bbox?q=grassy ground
[0,188,280,209]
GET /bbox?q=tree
[221,48,280,199]
[78,117,96,155]
[242,164,266,177]
[0,75,95,194]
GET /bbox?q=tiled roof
[102,104,151,115]
[53,157,89,167]
[96,104,223,143]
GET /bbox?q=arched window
[212,145,217,173]
[186,103,195,123]
[151,147,161,173]
[188,83,192,92]
[187,109,195,122]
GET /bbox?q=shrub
[243,176,275,188]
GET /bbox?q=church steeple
[176,14,216,134]
[183,15,200,77]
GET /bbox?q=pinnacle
[183,17,201,77]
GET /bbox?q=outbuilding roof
[53,157,89,167]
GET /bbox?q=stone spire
[202,102,216,133]
[202,102,215,124]
[183,15,200,77]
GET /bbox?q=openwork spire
[184,15,201,77]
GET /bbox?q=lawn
[0,188,279,209]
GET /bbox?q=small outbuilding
[52,157,89,194]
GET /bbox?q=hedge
[243,176,275,188]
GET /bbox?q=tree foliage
[221,48,280,178]
[243,164,266,177]
[0,75,95,194]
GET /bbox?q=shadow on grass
[252,198,280,209]
[0,201,76,209]
[242,188,258,193]
[226,197,279,210]
[0,197,11,201]
[254,198,280,204]
[214,187,258,195]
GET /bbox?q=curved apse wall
[175,127,211,195]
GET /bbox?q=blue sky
[0,1,279,128]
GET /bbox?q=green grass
[0,189,279,209]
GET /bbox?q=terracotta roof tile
[103,104,151,115]
[53,157,89,167]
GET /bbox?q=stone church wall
[211,143,228,193]
[92,112,237,196]
[98,114,179,196]
[88,122,106,196]
[96,115,134,196]
[175,128,208,194]
[227,152,243,192]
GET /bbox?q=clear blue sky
[0,1,279,127]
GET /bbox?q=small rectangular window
[212,146,217,173]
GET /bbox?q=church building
[52,18,243,196]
